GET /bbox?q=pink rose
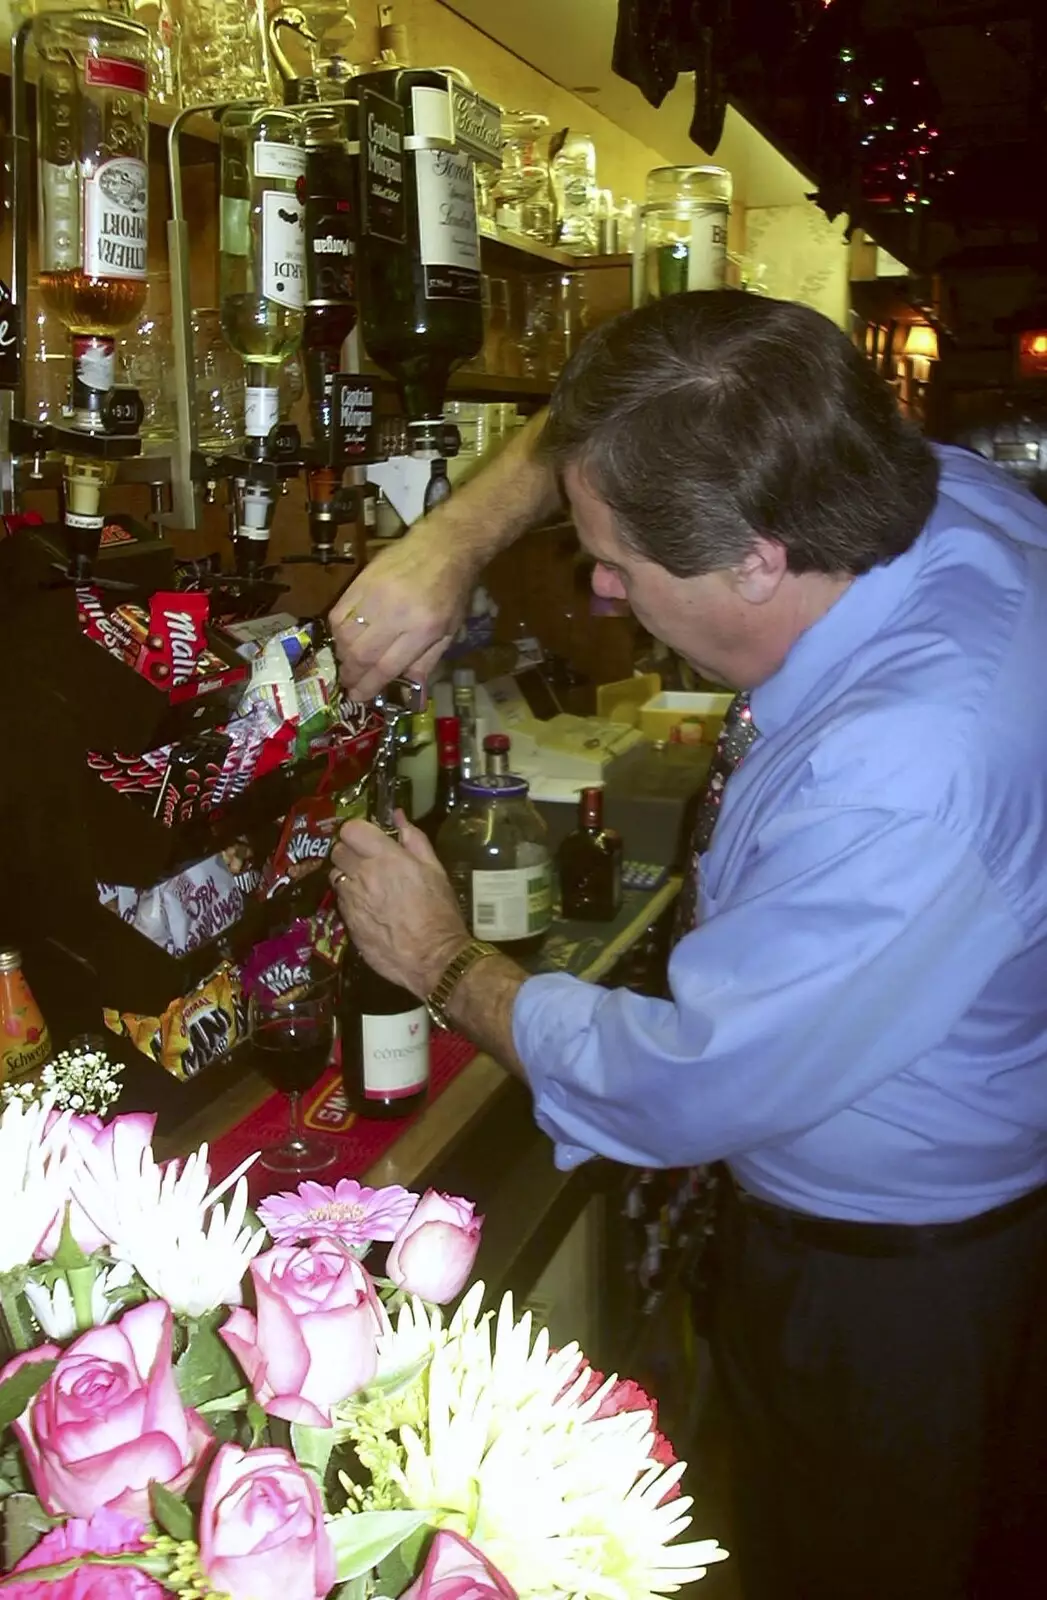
[3,1300,212,1519]
[199,1443,336,1600]
[5,1509,164,1599]
[386,1190,483,1304]
[402,1531,517,1600]
[220,1240,384,1426]
[37,1112,157,1259]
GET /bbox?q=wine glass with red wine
[250,974,338,1174]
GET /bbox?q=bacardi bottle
[219,105,307,444]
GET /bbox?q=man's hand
[328,409,559,701]
[329,813,469,997]
[329,525,477,703]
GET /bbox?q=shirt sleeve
[513,803,1023,1170]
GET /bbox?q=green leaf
[292,1421,336,1490]
[2,1493,53,1571]
[246,1401,268,1447]
[197,1388,249,1416]
[175,1313,243,1410]
[329,1578,369,1600]
[0,1440,27,1500]
[363,1352,431,1400]
[376,1524,428,1598]
[328,1509,431,1584]
[149,1480,195,1544]
[0,1360,56,1433]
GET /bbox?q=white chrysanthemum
[0,1094,72,1273]
[70,1129,265,1319]
[24,1260,136,1340]
[336,1283,728,1600]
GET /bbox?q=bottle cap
[436,715,461,762]
[0,949,22,974]
[483,733,510,753]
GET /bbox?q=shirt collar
[750,530,926,738]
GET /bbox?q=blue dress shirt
[513,446,1047,1222]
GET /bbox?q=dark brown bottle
[353,68,484,420]
[559,786,623,922]
[423,716,462,842]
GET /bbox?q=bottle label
[245,385,280,438]
[414,149,481,302]
[471,863,553,941]
[254,142,307,182]
[83,157,148,280]
[306,201,355,305]
[361,89,407,245]
[361,1007,430,1099]
[65,511,105,532]
[686,205,729,291]
[84,55,150,96]
[261,190,306,310]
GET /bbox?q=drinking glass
[250,973,338,1173]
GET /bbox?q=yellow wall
[346,0,672,203]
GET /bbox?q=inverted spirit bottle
[354,68,484,422]
[219,105,306,445]
[35,10,151,579]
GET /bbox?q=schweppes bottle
[0,950,53,1085]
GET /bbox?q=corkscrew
[371,677,424,835]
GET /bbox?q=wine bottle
[424,715,462,842]
[339,943,430,1119]
[340,685,430,1119]
[558,786,623,921]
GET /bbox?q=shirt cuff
[512,972,604,1170]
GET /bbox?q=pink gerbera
[258,1178,418,1247]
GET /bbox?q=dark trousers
[708,1182,1047,1600]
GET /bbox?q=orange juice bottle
[0,950,52,1085]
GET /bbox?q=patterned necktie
[673,691,758,941]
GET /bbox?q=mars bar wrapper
[153,731,231,829]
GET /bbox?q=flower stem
[0,1275,31,1352]
[67,1266,97,1332]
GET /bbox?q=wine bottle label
[471,863,553,941]
[254,143,307,182]
[40,161,79,272]
[244,385,280,438]
[686,206,729,292]
[65,512,105,532]
[83,157,148,280]
[414,148,481,303]
[361,1007,429,1099]
[261,191,306,310]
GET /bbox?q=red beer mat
[208,1032,479,1202]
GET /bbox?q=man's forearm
[443,951,530,1081]
[442,408,560,572]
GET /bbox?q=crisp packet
[263,795,338,896]
[105,963,245,1079]
[241,920,315,1002]
[97,853,244,956]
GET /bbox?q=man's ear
[729,537,789,605]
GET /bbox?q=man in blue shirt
[329,292,1047,1599]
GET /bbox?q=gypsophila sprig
[1,1043,124,1116]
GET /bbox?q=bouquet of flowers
[0,1095,727,1599]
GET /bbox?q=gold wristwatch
[426,939,499,1030]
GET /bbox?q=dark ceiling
[724,0,1045,272]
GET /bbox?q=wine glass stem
[287,1090,304,1144]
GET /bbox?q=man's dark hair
[540,290,939,578]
